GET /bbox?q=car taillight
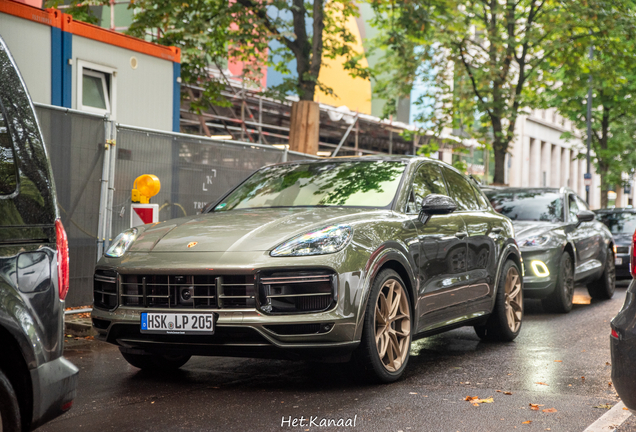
[55,219,69,300]
[631,229,636,278]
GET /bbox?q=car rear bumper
[615,253,631,279]
[29,356,79,429]
[611,279,636,410]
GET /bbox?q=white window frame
[77,60,117,120]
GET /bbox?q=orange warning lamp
[131,174,160,204]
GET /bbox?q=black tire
[349,269,412,384]
[120,349,191,371]
[587,248,616,300]
[474,260,523,342]
[541,253,574,313]
[0,369,21,432]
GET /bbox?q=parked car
[484,187,615,313]
[92,157,522,383]
[611,240,636,413]
[0,36,78,430]
[594,208,635,279]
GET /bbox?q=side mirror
[419,194,457,223]
[577,209,595,223]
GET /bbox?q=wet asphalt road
[41,284,632,432]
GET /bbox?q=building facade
[0,0,180,132]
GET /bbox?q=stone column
[551,144,561,188]
[561,147,570,188]
[570,151,579,193]
[541,142,551,187]
[529,138,541,187]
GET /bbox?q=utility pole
[585,39,594,204]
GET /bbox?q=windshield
[596,212,636,235]
[213,160,406,211]
[486,190,564,222]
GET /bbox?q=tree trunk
[600,182,609,208]
[289,100,320,154]
[493,145,506,185]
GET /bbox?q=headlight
[105,228,138,258]
[271,225,353,257]
[519,234,551,248]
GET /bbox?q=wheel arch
[0,324,34,431]
[490,241,523,312]
[354,248,417,340]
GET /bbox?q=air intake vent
[259,272,336,314]
[94,270,118,310]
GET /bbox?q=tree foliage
[48,0,367,107]
[539,10,636,206]
[369,0,628,185]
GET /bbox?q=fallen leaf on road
[504,391,513,395]
[609,382,613,387]
[530,404,545,411]
[542,408,557,413]
[496,390,502,393]
[478,397,494,404]
[554,360,562,363]
[606,362,611,366]
[473,403,480,407]
[409,392,418,395]
[624,407,629,411]
[522,421,532,424]
[535,382,549,386]
[465,396,479,401]
[594,404,613,409]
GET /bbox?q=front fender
[353,244,417,340]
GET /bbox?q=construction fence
[34,103,317,307]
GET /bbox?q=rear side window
[0,108,18,195]
[442,167,480,211]
[0,39,56,226]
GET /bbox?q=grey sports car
[92,157,522,383]
[485,187,615,313]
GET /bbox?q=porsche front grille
[93,274,257,309]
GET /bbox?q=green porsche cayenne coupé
[92,156,522,382]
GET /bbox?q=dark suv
[594,208,636,279]
[0,36,78,430]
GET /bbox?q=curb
[64,320,98,337]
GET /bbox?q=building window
[77,60,116,119]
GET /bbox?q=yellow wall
[315,14,371,114]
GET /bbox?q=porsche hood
[128,207,376,253]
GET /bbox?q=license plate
[616,257,623,265]
[141,312,215,335]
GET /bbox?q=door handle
[455,231,468,239]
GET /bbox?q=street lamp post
[585,42,593,205]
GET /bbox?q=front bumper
[611,279,636,410]
[29,356,79,430]
[519,248,560,299]
[91,251,367,362]
[92,306,360,362]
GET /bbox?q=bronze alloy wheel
[504,266,523,333]
[374,278,411,372]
